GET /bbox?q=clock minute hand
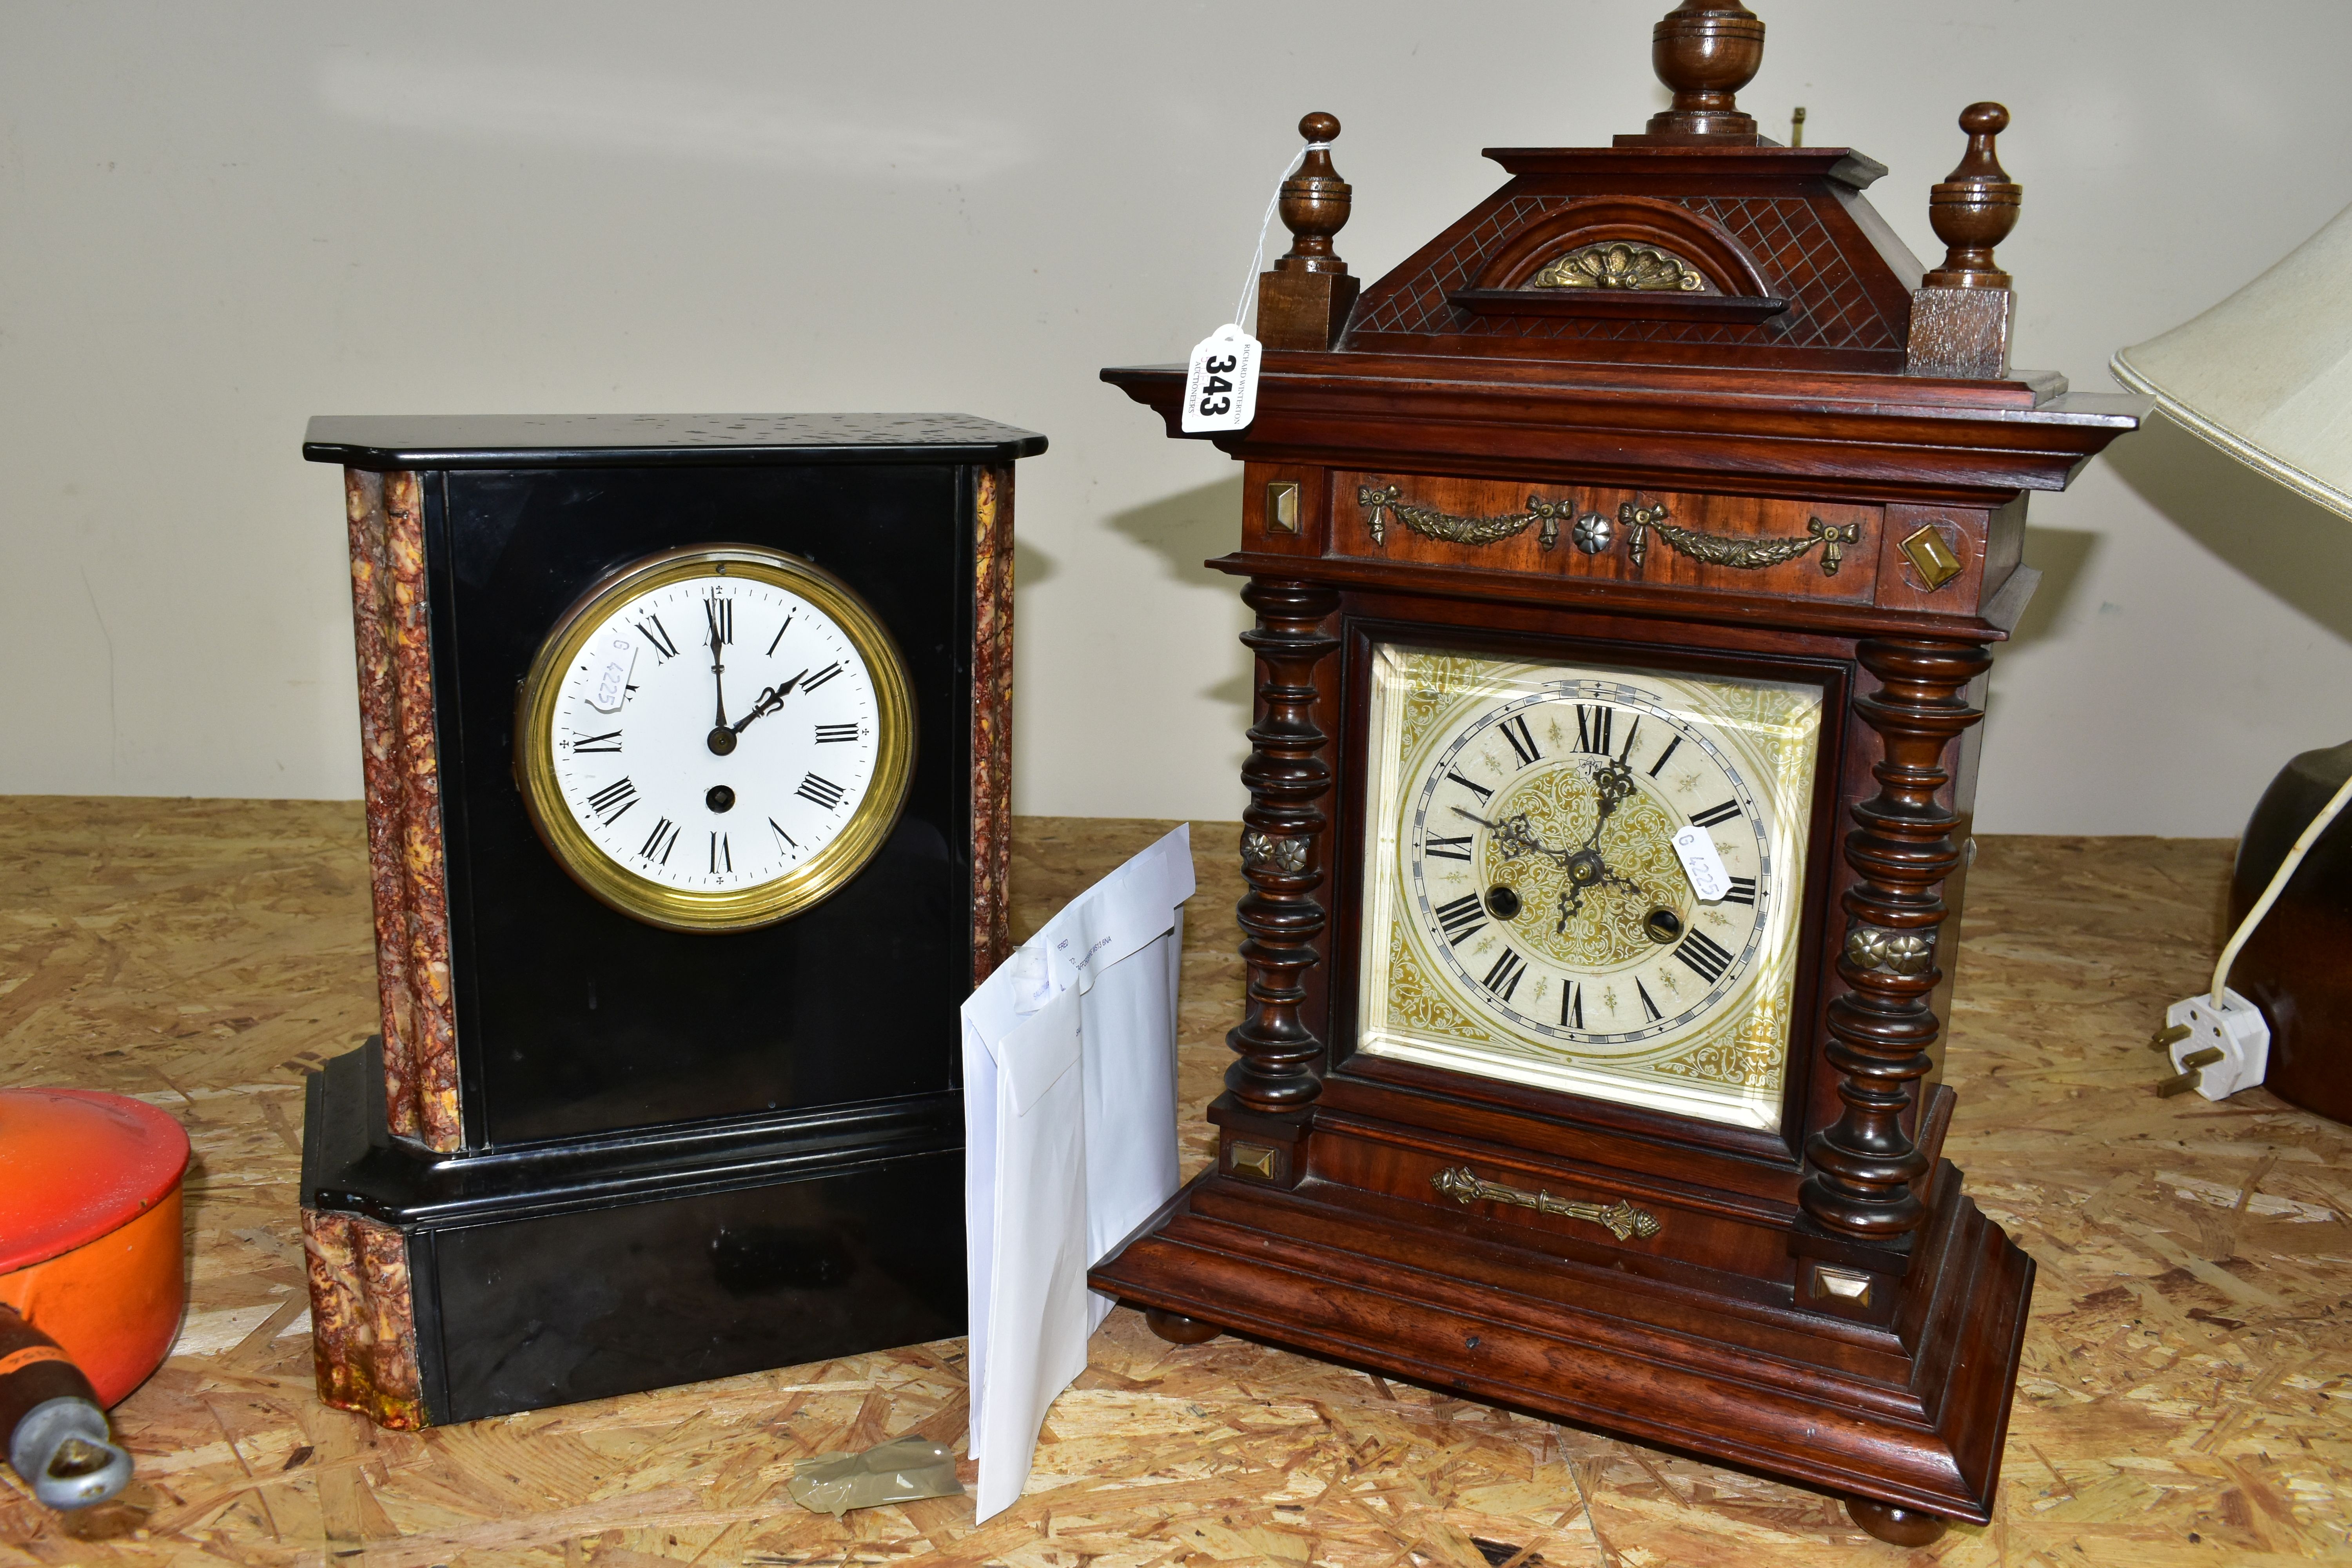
[706,602,730,729]
[1580,759,1637,851]
[731,670,807,734]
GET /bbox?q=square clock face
[1355,644,1824,1132]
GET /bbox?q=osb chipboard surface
[0,798,2347,1566]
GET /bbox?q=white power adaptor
[2160,990,2270,1100]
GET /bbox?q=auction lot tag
[1672,824,1732,902]
[1181,324,1262,434]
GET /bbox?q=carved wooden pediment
[1343,148,1921,372]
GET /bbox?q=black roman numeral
[1690,799,1741,828]
[1433,893,1487,946]
[1499,714,1540,768]
[814,723,859,744]
[571,729,622,754]
[1648,734,1682,778]
[1423,833,1473,862]
[766,612,793,656]
[1481,947,1527,1002]
[1636,978,1662,1022]
[705,594,732,644]
[1675,929,1735,983]
[796,773,846,810]
[584,777,637,824]
[769,817,797,849]
[710,832,730,873]
[1561,980,1584,1030]
[802,661,844,693]
[1575,704,1614,755]
[640,817,679,864]
[1722,876,1757,906]
[634,613,679,661]
[1446,770,1495,805]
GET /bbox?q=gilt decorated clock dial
[1362,648,1820,1131]
[1094,1,2143,1546]
[295,414,1042,1429]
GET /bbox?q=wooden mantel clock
[1095,3,2138,1545]
[297,413,1042,1428]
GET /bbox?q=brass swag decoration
[1625,502,1860,576]
[1527,241,1707,293]
[1356,484,1567,550]
[1357,487,1862,577]
[1432,1165,1664,1241]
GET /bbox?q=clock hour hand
[730,670,807,734]
[1450,804,1561,864]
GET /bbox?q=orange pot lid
[0,1089,190,1275]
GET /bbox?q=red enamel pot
[0,1087,189,1507]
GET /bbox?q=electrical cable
[2208,767,2352,1005]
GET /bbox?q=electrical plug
[2149,990,2269,1100]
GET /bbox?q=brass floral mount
[1431,1165,1663,1241]
[1846,925,1935,976]
[1357,486,1861,577]
[1527,241,1707,293]
[1239,828,1309,873]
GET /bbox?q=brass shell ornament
[1528,242,1707,293]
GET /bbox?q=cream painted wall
[2,1,2348,832]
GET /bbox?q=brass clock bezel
[515,543,916,934]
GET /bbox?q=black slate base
[301,1042,965,1425]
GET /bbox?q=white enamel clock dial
[1356,645,1823,1131]
[516,545,914,932]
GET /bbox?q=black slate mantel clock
[1091,2,2140,1548]
[296,413,1043,1428]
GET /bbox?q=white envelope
[961,824,1194,1522]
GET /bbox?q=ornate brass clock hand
[731,670,807,735]
[1550,759,1654,930]
[1579,759,1637,851]
[1451,791,1646,931]
[1450,804,1562,864]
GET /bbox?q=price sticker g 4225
[1181,323,1262,435]
[1672,824,1733,903]
[586,632,638,714]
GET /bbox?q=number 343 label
[1181,323,1262,434]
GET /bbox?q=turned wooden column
[1212,579,1341,1185]
[1799,638,1991,1246]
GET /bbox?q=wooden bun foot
[1846,1497,1949,1546]
[1143,1307,1222,1345]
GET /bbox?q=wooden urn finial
[1256,113,1359,351]
[1923,102,2020,288]
[1643,0,1766,143]
[1274,112,1351,277]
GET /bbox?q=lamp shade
[2111,201,2352,521]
